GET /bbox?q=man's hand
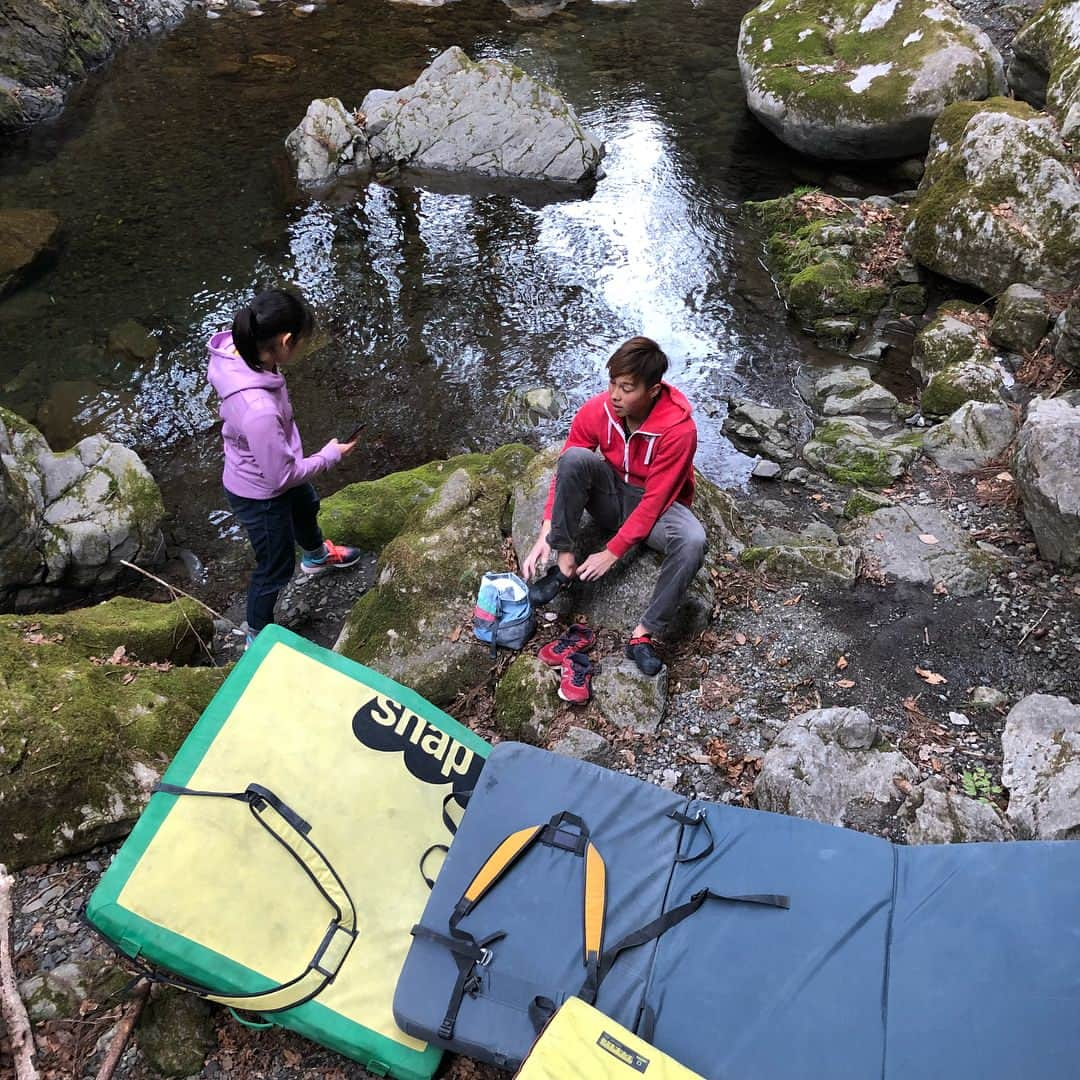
[577,548,618,581]
[521,524,552,581]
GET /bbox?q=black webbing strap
[584,887,790,997]
[529,995,558,1033]
[667,807,715,864]
[419,844,449,889]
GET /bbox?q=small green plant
[961,765,1002,803]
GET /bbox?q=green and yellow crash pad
[87,625,489,1080]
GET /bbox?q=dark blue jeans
[226,483,324,633]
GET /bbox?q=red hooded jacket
[542,383,697,559]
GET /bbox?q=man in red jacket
[521,337,706,676]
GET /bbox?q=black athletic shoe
[528,566,573,606]
[626,635,663,676]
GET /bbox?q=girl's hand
[332,439,358,458]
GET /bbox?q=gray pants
[548,447,707,637]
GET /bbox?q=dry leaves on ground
[915,666,947,685]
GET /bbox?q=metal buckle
[478,947,493,967]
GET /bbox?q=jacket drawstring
[643,435,657,466]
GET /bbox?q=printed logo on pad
[352,693,483,801]
[597,1032,650,1073]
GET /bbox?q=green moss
[822,448,895,489]
[493,654,554,742]
[921,363,1000,416]
[738,546,768,567]
[137,989,215,1078]
[118,465,164,531]
[843,489,894,518]
[788,261,887,324]
[892,284,927,315]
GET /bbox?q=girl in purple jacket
[207,288,360,641]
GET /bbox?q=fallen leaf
[933,581,949,595]
[620,749,636,767]
[121,672,136,685]
[448,625,462,643]
[752,635,764,647]
[734,632,747,646]
[836,678,856,689]
[915,666,947,685]
[109,645,127,664]
[931,757,944,773]
[918,534,939,545]
[874,532,885,541]
[893,777,914,796]
[902,695,927,720]
[282,1049,303,1068]
[994,471,1013,483]
[836,656,848,670]
[782,594,802,606]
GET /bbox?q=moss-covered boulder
[910,98,1080,294]
[136,988,216,1078]
[493,653,559,742]
[923,401,1018,471]
[737,0,1004,159]
[802,417,923,488]
[921,358,1004,416]
[739,523,862,587]
[333,445,535,706]
[0,407,165,611]
[746,192,904,340]
[1008,0,1080,139]
[911,303,991,381]
[510,447,746,637]
[989,284,1050,354]
[0,209,61,296]
[0,598,225,870]
[798,364,900,418]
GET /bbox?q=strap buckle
[477,946,494,968]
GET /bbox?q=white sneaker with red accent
[300,540,363,576]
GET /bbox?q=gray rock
[741,524,861,587]
[755,707,919,831]
[362,47,604,183]
[511,447,745,636]
[1001,693,1080,840]
[842,488,895,518]
[912,309,991,382]
[0,209,62,297]
[592,658,667,735]
[285,97,369,185]
[969,685,1008,711]
[553,726,612,765]
[1014,396,1080,567]
[989,284,1050,353]
[921,357,1007,418]
[106,318,158,364]
[799,365,899,417]
[910,100,1080,294]
[843,503,994,595]
[137,988,216,1079]
[903,777,1012,843]
[737,0,1005,160]
[1053,300,1080,369]
[751,459,782,480]
[802,417,923,489]
[722,398,799,463]
[923,401,1018,472]
[1007,0,1080,136]
[494,653,560,742]
[503,386,568,427]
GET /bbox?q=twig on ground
[1017,608,1049,648]
[0,863,40,1080]
[93,980,150,1080]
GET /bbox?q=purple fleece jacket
[207,331,340,499]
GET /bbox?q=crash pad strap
[588,887,790,995]
[150,782,358,1014]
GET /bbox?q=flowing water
[0,0,822,569]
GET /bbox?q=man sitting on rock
[521,336,706,676]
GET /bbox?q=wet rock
[503,386,568,426]
[910,98,1080,293]
[0,210,62,296]
[0,407,165,609]
[1007,0,1080,137]
[739,523,861,587]
[737,0,1005,159]
[989,284,1049,353]
[285,97,369,186]
[1053,300,1080,369]
[754,707,919,832]
[751,459,782,480]
[510,447,746,637]
[923,401,1018,472]
[592,658,667,735]
[1001,692,1080,840]
[1013,396,1080,567]
[802,416,923,489]
[494,653,559,742]
[843,502,995,594]
[106,318,158,364]
[799,365,899,418]
[362,47,604,183]
[553,726,612,765]
[722,398,799,463]
[137,988,216,1078]
[902,776,1012,843]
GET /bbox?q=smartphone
[342,422,366,443]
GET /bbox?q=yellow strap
[463,825,542,906]
[583,842,606,962]
[198,797,357,1013]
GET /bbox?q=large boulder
[287,47,604,187]
[902,776,1012,843]
[1054,300,1080,369]
[909,98,1080,294]
[754,707,919,833]
[1013,396,1080,566]
[510,447,746,637]
[737,0,1005,159]
[989,284,1050,354]
[739,522,862,588]
[0,209,61,296]
[798,365,900,418]
[0,598,224,870]
[911,303,991,382]
[0,408,165,611]
[1000,692,1080,840]
[802,417,923,488]
[1008,0,1080,139]
[332,446,536,705]
[923,400,1018,472]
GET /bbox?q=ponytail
[231,287,315,373]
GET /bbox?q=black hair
[232,287,315,372]
[606,336,669,387]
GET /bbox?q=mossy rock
[737,0,1005,159]
[137,988,216,1078]
[911,97,1080,293]
[803,417,922,488]
[920,359,1003,417]
[493,653,558,742]
[1008,0,1080,138]
[843,488,896,518]
[911,308,991,382]
[334,445,535,706]
[0,601,227,869]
